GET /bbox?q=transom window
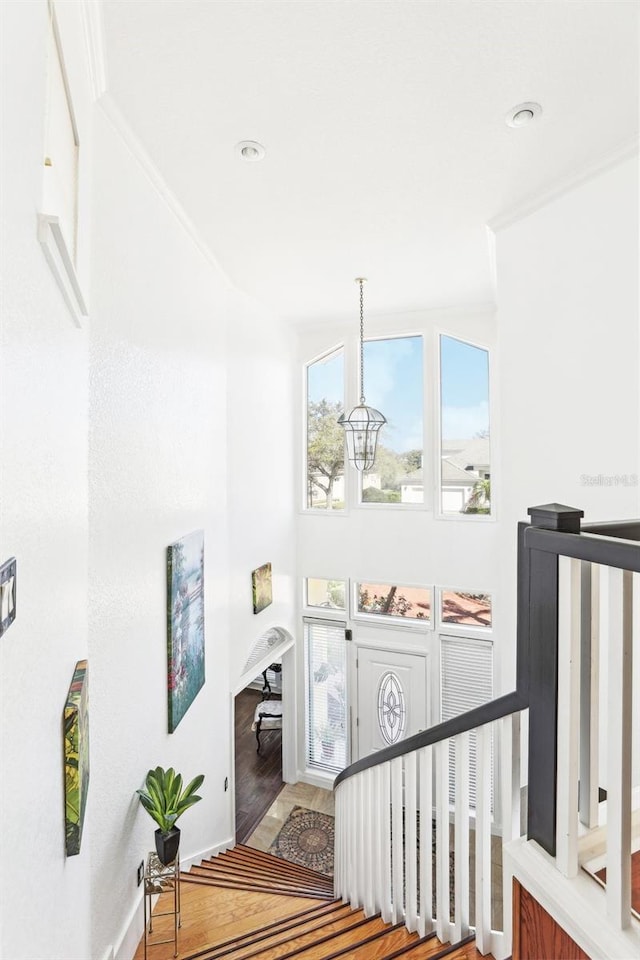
[440,589,492,629]
[305,578,346,611]
[355,581,432,625]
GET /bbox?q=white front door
[356,647,428,759]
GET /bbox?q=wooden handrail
[525,526,640,572]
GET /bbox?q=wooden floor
[235,687,283,844]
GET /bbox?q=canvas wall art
[64,659,89,857]
[252,562,273,614]
[167,530,205,732]
[0,557,16,637]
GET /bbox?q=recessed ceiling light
[505,102,542,128]
[236,140,266,161]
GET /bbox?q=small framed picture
[0,558,16,637]
[252,563,273,614]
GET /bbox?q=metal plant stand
[143,851,181,959]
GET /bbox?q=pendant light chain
[337,275,386,472]
[359,279,365,405]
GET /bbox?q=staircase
[178,846,486,960]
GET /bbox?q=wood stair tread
[193,868,332,896]
[180,872,334,900]
[213,854,331,881]
[189,863,331,892]
[228,848,332,884]
[245,914,387,960]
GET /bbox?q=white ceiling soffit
[101,0,639,323]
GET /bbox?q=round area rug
[270,805,334,877]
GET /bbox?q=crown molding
[79,0,108,101]
[488,137,639,233]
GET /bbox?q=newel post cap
[527,503,584,533]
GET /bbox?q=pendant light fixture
[338,278,386,471]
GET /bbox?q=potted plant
[136,766,204,865]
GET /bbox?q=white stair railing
[510,506,640,959]
[335,507,639,960]
[556,555,637,928]
[334,705,523,960]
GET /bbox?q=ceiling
[101,0,638,323]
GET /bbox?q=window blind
[305,619,348,774]
[441,634,493,808]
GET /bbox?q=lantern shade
[338,404,387,471]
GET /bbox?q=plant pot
[154,826,180,866]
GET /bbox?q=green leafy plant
[136,766,204,834]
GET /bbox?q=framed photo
[167,531,205,733]
[64,659,89,857]
[0,557,16,637]
[252,562,273,614]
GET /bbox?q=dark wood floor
[235,687,283,844]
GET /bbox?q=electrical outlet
[224,776,229,792]
[137,860,144,886]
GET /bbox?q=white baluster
[453,731,470,942]
[405,751,418,932]
[418,745,433,937]
[381,761,393,923]
[556,555,581,878]
[580,561,600,829]
[350,776,360,906]
[435,739,450,944]
[362,768,374,915]
[499,711,521,954]
[391,756,404,923]
[606,566,633,929]
[372,765,382,915]
[475,724,492,954]
[334,785,343,898]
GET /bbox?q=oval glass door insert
[377,671,406,745]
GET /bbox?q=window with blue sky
[306,347,344,510]
[361,335,424,504]
[440,336,490,516]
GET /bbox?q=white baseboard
[297,768,336,791]
[180,835,234,870]
[115,836,235,960]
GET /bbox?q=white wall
[88,104,237,960]
[226,312,297,687]
[0,3,92,958]
[496,156,639,691]
[0,4,298,959]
